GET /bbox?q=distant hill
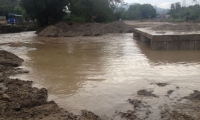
[155,7,169,14]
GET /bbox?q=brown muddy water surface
[1,31,200,119]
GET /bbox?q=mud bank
[0,24,37,34]
[0,50,101,120]
[118,82,200,120]
[151,23,200,32]
[38,21,135,37]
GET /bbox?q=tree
[125,4,156,20]
[13,5,26,17]
[20,0,69,27]
[140,4,156,19]
[168,3,200,21]
[114,7,126,20]
[171,4,175,10]
[193,0,197,4]
[175,2,181,10]
[69,0,123,22]
[0,0,19,16]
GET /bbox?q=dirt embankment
[151,23,200,32]
[0,24,37,34]
[0,50,101,120]
[38,21,200,37]
[38,21,135,37]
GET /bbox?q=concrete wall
[141,35,151,42]
[151,40,200,50]
[133,32,139,37]
[133,28,200,50]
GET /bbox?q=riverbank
[0,24,38,33]
[0,50,101,120]
[37,21,135,37]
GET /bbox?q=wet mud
[0,50,102,120]
[153,83,168,87]
[183,90,200,101]
[117,84,200,120]
[151,23,200,32]
[38,21,135,37]
[167,90,174,95]
[137,89,158,98]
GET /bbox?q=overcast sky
[124,0,195,9]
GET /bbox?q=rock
[0,50,24,67]
[23,70,29,73]
[0,73,3,77]
[146,109,151,115]
[1,94,11,101]
[118,111,137,120]
[137,89,158,98]
[15,70,29,74]
[0,83,7,92]
[0,78,4,82]
[128,99,142,108]
[13,103,21,111]
[155,83,168,87]
[81,110,101,120]
[167,90,174,95]
[183,90,200,101]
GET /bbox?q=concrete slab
[133,28,200,50]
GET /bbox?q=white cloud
[123,0,195,9]
[159,3,171,9]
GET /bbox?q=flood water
[1,32,200,119]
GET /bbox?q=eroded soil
[38,21,135,37]
[118,84,200,120]
[151,23,200,32]
[0,50,102,120]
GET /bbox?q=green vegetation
[0,0,157,27]
[168,2,200,21]
[69,0,117,22]
[19,0,124,26]
[2,0,200,29]
[0,23,38,33]
[20,0,68,27]
[0,0,25,16]
[124,4,156,20]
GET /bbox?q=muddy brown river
[1,31,200,119]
